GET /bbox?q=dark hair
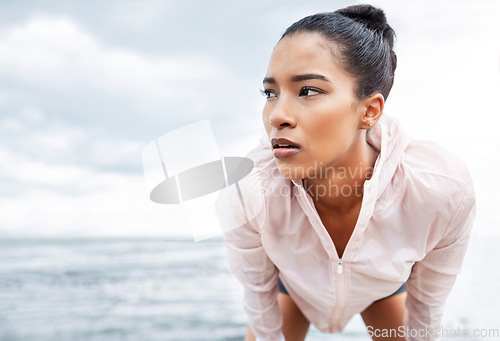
[280,4,397,100]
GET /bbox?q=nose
[268,97,296,129]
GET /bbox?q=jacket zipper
[332,257,346,331]
[295,184,347,332]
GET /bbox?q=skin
[245,32,406,340]
[246,292,407,340]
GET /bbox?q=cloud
[0,16,234,237]
[0,148,201,238]
[0,17,235,174]
[0,17,224,101]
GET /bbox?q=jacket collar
[291,114,413,229]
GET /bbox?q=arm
[216,177,284,341]
[404,175,476,340]
[224,219,284,341]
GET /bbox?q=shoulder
[402,140,474,202]
[403,140,470,184]
[400,140,476,237]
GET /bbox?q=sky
[0,0,499,238]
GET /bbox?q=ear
[359,93,384,130]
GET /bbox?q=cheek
[304,113,337,140]
[262,107,272,135]
[303,104,354,147]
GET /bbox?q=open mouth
[271,138,301,159]
[274,144,299,149]
[271,138,300,149]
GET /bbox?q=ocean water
[0,238,247,341]
[0,232,498,341]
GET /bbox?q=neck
[303,134,378,214]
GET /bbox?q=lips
[271,138,301,159]
[271,138,300,149]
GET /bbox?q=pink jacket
[216,114,476,341]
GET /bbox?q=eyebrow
[262,73,331,84]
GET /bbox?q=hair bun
[335,4,394,44]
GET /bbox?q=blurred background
[0,0,499,340]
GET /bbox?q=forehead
[267,32,349,80]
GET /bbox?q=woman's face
[262,32,370,180]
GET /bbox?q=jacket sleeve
[224,215,284,340]
[404,173,476,340]
[215,145,284,341]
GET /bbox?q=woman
[216,4,476,341]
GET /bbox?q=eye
[260,89,277,100]
[299,87,322,97]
